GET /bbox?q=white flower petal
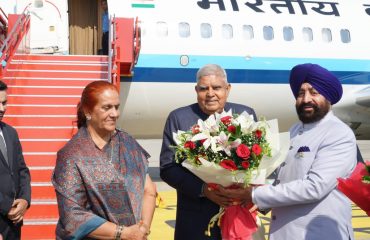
[191,132,209,142]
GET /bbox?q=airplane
[112,0,370,141]
[1,2,369,238]
[1,0,370,144]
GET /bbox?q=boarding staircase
[3,54,109,239]
[0,5,141,239]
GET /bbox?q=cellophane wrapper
[338,162,370,216]
[182,120,290,239]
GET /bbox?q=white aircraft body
[112,0,370,140]
[1,0,370,140]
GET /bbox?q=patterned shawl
[52,127,149,239]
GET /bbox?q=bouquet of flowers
[338,161,370,216]
[172,110,289,239]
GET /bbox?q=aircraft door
[68,0,100,55]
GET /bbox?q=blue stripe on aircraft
[122,67,370,85]
[135,54,370,72]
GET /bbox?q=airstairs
[0,6,141,239]
[4,54,109,239]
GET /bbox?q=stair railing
[133,17,141,66]
[108,15,120,91]
[0,7,8,55]
[0,7,31,78]
[0,7,8,46]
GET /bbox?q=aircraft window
[242,25,254,40]
[34,0,44,8]
[283,26,294,41]
[180,55,189,66]
[156,21,168,38]
[302,27,313,42]
[179,22,190,38]
[201,23,212,38]
[340,29,351,43]
[322,28,332,42]
[222,24,233,39]
[263,26,274,40]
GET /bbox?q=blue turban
[289,63,342,105]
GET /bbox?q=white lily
[234,111,255,133]
[198,115,219,134]
[215,131,242,156]
[191,130,218,152]
[172,130,190,146]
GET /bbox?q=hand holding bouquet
[172,110,289,239]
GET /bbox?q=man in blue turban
[290,63,343,105]
[289,63,342,123]
[219,63,357,240]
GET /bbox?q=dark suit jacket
[0,122,31,239]
[160,103,256,240]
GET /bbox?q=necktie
[0,134,8,165]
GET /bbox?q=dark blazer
[0,122,31,239]
[160,103,256,240]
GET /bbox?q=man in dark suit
[160,64,257,240]
[0,81,31,239]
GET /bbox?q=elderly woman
[52,81,156,240]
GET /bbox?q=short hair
[77,81,118,128]
[0,81,8,91]
[196,64,228,84]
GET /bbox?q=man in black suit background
[0,80,31,239]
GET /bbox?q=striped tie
[0,134,8,165]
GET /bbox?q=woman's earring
[86,115,91,121]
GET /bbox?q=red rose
[227,125,236,134]
[236,144,250,159]
[192,124,200,134]
[255,130,262,139]
[241,161,250,169]
[184,141,196,149]
[200,139,207,144]
[221,116,232,125]
[252,144,262,156]
[220,159,238,171]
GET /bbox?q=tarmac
[140,140,370,240]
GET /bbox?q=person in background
[0,81,31,239]
[160,64,257,240]
[52,81,156,240]
[101,0,109,55]
[221,63,357,240]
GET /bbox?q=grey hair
[196,64,228,84]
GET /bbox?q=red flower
[227,125,236,134]
[255,130,262,139]
[236,144,250,159]
[241,161,250,169]
[192,124,200,134]
[200,139,207,144]
[252,144,262,156]
[207,183,219,191]
[221,116,232,126]
[184,141,196,149]
[220,159,238,171]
